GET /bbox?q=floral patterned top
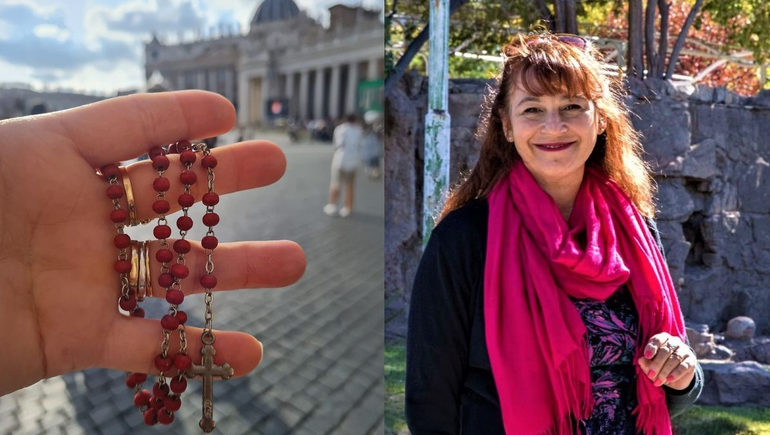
[572,285,639,435]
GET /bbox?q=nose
[541,111,567,134]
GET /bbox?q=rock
[687,323,716,358]
[737,157,770,213]
[632,97,691,175]
[681,139,718,180]
[726,316,756,340]
[655,178,695,222]
[708,345,734,360]
[729,336,770,364]
[699,361,770,406]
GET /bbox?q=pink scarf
[485,161,686,435]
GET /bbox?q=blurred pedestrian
[324,114,363,217]
[362,111,383,179]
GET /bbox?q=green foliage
[385,340,407,435]
[704,0,770,63]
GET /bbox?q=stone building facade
[144,0,383,126]
[385,73,770,337]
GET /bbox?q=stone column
[299,69,309,121]
[261,75,271,124]
[285,72,295,118]
[314,67,325,120]
[368,58,380,80]
[329,65,341,119]
[346,62,359,115]
[197,70,206,89]
[237,73,249,127]
[208,70,217,94]
[225,69,234,103]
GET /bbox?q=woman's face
[503,84,603,187]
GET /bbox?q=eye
[562,104,583,111]
[522,107,542,114]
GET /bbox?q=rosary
[99,140,232,432]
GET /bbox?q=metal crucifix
[186,333,234,433]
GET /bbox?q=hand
[0,90,306,396]
[637,333,697,390]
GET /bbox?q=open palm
[0,90,306,395]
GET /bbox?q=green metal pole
[423,0,451,246]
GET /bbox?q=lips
[534,141,575,152]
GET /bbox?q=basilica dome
[251,0,300,26]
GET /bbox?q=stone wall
[385,72,770,337]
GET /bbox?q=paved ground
[0,131,385,435]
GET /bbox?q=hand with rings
[637,333,697,391]
[0,90,306,396]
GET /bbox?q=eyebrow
[515,95,588,107]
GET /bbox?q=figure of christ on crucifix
[186,337,234,433]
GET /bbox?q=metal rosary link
[109,176,132,303]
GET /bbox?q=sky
[0,0,382,95]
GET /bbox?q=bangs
[509,46,603,99]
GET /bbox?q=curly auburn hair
[439,33,655,219]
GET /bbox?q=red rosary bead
[148,146,165,159]
[170,375,187,394]
[133,373,148,383]
[153,382,170,398]
[119,295,137,311]
[201,236,219,250]
[175,310,188,325]
[154,354,173,372]
[176,140,192,152]
[152,155,170,171]
[201,155,218,169]
[100,164,120,181]
[202,192,219,206]
[202,212,220,226]
[180,170,197,185]
[173,354,192,371]
[164,395,182,412]
[153,177,171,192]
[114,260,131,273]
[158,273,174,288]
[166,289,184,305]
[125,375,139,389]
[170,263,189,279]
[109,209,128,223]
[114,234,131,249]
[156,248,174,263]
[106,185,124,199]
[157,408,174,425]
[152,199,170,214]
[131,307,146,318]
[150,396,165,410]
[143,408,158,425]
[161,314,180,331]
[176,216,193,231]
[133,389,152,407]
[173,239,191,254]
[200,274,217,289]
[180,150,196,165]
[154,225,172,239]
[178,193,195,207]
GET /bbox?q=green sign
[357,79,383,113]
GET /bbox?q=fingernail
[648,370,656,379]
[654,379,664,387]
[667,375,675,383]
[644,349,653,359]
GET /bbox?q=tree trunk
[657,0,670,78]
[564,0,577,35]
[645,0,658,79]
[555,0,567,33]
[531,0,555,30]
[666,0,703,79]
[384,0,469,99]
[627,0,644,78]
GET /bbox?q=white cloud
[33,24,71,42]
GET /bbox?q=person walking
[324,114,363,217]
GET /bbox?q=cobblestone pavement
[0,131,385,435]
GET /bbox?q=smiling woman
[406,32,704,435]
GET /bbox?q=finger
[102,316,262,378]
[141,240,306,296]
[643,333,669,360]
[57,90,235,167]
[666,355,696,385]
[653,352,685,387]
[645,336,674,381]
[122,141,285,222]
